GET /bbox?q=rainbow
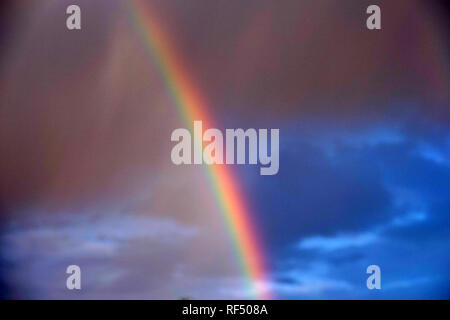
[123,0,272,299]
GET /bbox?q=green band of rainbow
[124,0,272,299]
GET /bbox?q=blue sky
[238,109,450,299]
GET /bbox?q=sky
[0,0,449,299]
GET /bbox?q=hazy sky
[0,0,448,299]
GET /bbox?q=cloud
[265,262,354,299]
[0,0,448,299]
[0,209,244,299]
[247,115,450,298]
[391,211,427,227]
[384,277,437,290]
[2,213,198,260]
[298,232,378,252]
[415,142,449,165]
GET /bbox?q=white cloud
[391,211,427,227]
[2,213,198,259]
[416,143,448,165]
[298,232,378,252]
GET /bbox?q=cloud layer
[0,0,448,299]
